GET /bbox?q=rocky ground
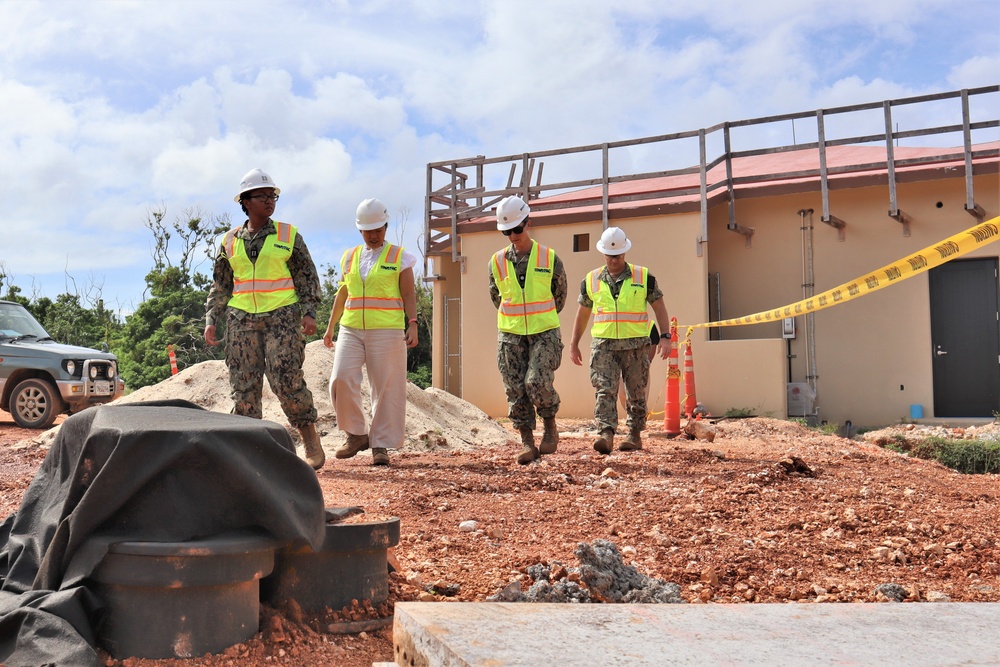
[1,346,998,666]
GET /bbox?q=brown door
[929,258,1000,417]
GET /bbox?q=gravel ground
[2,396,998,666]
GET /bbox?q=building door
[929,258,1000,417]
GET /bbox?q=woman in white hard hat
[204,168,326,470]
[323,198,419,467]
[569,226,671,454]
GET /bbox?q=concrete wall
[694,338,788,418]
[706,174,999,428]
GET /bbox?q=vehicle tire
[9,378,63,429]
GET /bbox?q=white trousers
[329,326,407,450]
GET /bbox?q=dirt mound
[33,340,509,455]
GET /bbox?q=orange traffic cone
[683,340,698,418]
[168,345,179,376]
[664,318,681,436]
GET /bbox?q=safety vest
[586,264,649,339]
[490,241,560,335]
[223,222,299,313]
[340,243,405,329]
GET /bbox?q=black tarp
[0,400,326,667]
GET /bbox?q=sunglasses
[502,221,527,237]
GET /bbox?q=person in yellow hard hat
[489,195,568,465]
[323,198,419,467]
[569,227,671,454]
[204,168,326,470]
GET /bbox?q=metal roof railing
[424,85,998,267]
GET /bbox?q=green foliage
[113,208,229,389]
[407,365,432,389]
[1,262,122,350]
[407,279,432,377]
[312,263,341,343]
[39,294,121,350]
[724,406,755,418]
[880,435,1000,475]
[0,265,29,306]
[114,265,223,389]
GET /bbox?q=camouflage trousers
[497,329,563,431]
[225,305,317,428]
[590,345,651,432]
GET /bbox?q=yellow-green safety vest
[490,241,560,335]
[340,244,405,329]
[586,264,649,339]
[223,222,299,313]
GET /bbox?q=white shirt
[359,243,417,280]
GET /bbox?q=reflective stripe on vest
[224,222,299,313]
[340,243,405,329]
[586,264,649,339]
[490,241,559,335]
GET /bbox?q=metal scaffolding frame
[423,86,999,273]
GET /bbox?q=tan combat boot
[593,428,614,455]
[516,427,539,464]
[539,417,559,455]
[372,448,390,466]
[299,423,326,470]
[619,428,643,451]
[335,432,370,459]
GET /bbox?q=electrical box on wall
[782,317,796,339]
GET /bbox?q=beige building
[422,87,1000,429]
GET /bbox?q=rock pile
[488,539,684,604]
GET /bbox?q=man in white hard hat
[204,168,326,470]
[489,195,568,464]
[569,227,671,454]
[323,198,419,467]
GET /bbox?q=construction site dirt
[1,347,998,666]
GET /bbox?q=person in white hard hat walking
[323,198,419,467]
[489,195,568,465]
[569,227,671,454]
[204,168,326,470]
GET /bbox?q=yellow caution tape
[681,216,999,330]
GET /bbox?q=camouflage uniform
[489,250,568,431]
[578,265,664,433]
[205,219,321,428]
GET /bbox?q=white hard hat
[596,227,631,255]
[495,195,530,231]
[234,168,280,202]
[356,198,390,231]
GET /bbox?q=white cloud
[948,56,1000,90]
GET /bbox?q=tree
[0,261,36,307]
[406,279,433,388]
[39,293,120,350]
[313,262,341,343]
[114,207,230,389]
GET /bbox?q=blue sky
[1,0,997,313]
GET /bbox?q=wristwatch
[659,332,671,341]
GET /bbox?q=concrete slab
[392,601,1000,666]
